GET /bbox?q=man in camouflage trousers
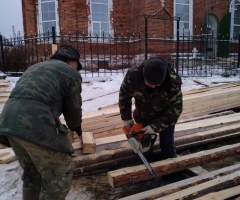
[0,44,83,200]
[119,57,183,159]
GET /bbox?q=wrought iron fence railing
[0,32,239,78]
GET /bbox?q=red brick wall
[22,0,38,36]
[58,0,89,34]
[193,0,229,35]
[22,0,231,37]
[21,0,232,60]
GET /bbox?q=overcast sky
[0,0,24,38]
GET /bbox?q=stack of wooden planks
[0,80,10,113]
[72,111,240,173]
[67,81,240,140]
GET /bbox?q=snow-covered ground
[0,72,240,199]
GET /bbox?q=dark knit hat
[52,44,82,71]
[142,58,167,85]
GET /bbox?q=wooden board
[107,143,240,188]
[194,184,240,200]
[82,132,96,148]
[154,171,240,200]
[0,149,10,158]
[118,163,240,200]
[0,151,16,164]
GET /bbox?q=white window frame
[174,0,193,38]
[38,0,59,35]
[230,0,240,39]
[89,0,113,37]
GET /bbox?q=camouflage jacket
[0,59,82,153]
[119,60,183,133]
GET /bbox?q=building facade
[21,0,239,39]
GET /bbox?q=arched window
[230,0,240,39]
[38,0,59,35]
[174,0,193,36]
[90,0,110,36]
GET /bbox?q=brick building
[12,0,237,72]
[21,0,237,38]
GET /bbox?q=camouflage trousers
[8,137,74,200]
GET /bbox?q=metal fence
[0,32,239,77]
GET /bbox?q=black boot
[22,184,40,200]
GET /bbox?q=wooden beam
[0,149,10,158]
[73,126,240,173]
[154,171,240,200]
[82,132,96,148]
[107,143,240,188]
[194,184,240,200]
[118,163,240,200]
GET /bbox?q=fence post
[52,26,56,44]
[0,35,5,73]
[144,17,148,60]
[176,18,179,75]
[238,34,240,68]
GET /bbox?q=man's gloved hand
[141,125,155,134]
[71,126,82,136]
[123,119,134,130]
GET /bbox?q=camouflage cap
[55,44,82,70]
[142,58,167,85]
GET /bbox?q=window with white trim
[230,0,240,38]
[174,0,192,36]
[39,0,59,35]
[91,0,110,36]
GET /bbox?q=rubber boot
[22,184,40,200]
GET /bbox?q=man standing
[0,44,83,200]
[119,57,183,159]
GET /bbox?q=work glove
[71,125,82,136]
[141,125,155,134]
[123,119,134,131]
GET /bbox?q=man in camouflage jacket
[119,57,183,159]
[0,44,82,200]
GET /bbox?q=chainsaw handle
[122,126,129,135]
[122,123,143,136]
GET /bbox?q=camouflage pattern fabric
[8,137,73,200]
[119,60,183,133]
[0,59,82,153]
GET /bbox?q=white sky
[0,0,23,38]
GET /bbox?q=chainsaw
[123,123,158,179]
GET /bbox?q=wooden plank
[74,131,240,175]
[0,152,16,164]
[175,123,240,145]
[194,185,240,200]
[177,132,240,150]
[82,132,96,148]
[72,142,82,150]
[175,113,240,137]
[155,171,240,200]
[178,110,235,124]
[0,97,8,103]
[193,80,209,87]
[107,143,240,188]
[118,163,240,200]
[0,149,10,158]
[96,134,126,146]
[82,147,96,154]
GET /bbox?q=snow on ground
[0,72,239,199]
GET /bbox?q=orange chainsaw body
[122,123,144,138]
